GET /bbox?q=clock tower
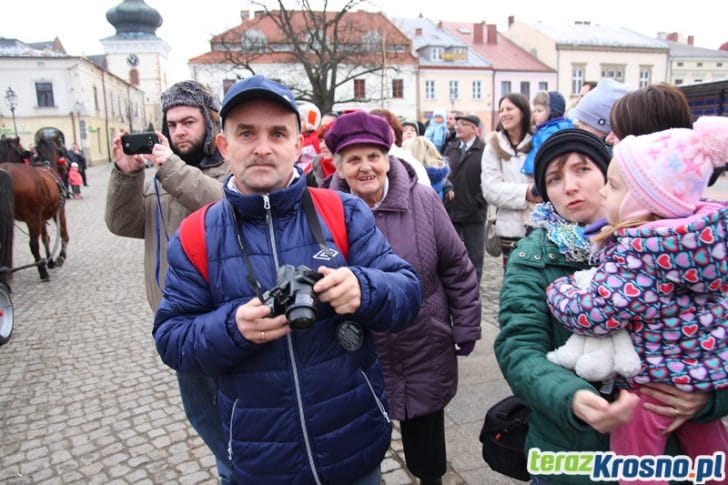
[101,0,170,128]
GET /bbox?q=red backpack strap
[308,187,348,261]
[178,202,214,282]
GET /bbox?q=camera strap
[225,188,337,302]
[226,199,265,301]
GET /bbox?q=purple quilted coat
[330,157,482,420]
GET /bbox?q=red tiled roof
[192,9,416,65]
[213,10,410,43]
[442,21,554,72]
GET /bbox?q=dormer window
[241,29,267,52]
[362,31,382,53]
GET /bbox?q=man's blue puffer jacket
[154,173,422,484]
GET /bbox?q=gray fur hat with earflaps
[160,80,220,156]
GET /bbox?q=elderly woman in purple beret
[326,111,482,485]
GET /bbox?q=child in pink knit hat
[546,116,728,476]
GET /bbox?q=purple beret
[324,111,393,154]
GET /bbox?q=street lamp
[5,87,18,137]
[71,101,82,144]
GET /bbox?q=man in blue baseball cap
[153,75,423,483]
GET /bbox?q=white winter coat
[481,131,535,239]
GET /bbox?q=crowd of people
[103,74,726,485]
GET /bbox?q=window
[431,47,442,61]
[639,66,651,88]
[677,62,684,67]
[718,63,723,67]
[129,69,139,86]
[223,79,235,95]
[93,86,99,111]
[501,81,512,95]
[363,31,382,53]
[472,80,482,100]
[520,81,530,99]
[35,81,54,107]
[392,79,404,99]
[448,80,459,100]
[600,64,625,82]
[697,62,703,67]
[571,65,585,95]
[539,82,548,91]
[354,79,366,100]
[675,79,683,85]
[425,80,435,100]
[305,31,326,52]
[241,29,268,52]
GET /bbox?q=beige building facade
[0,55,145,165]
[506,19,668,101]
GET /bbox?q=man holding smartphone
[105,80,233,483]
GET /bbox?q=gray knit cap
[161,80,220,156]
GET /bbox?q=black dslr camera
[261,265,323,330]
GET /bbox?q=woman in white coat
[481,93,540,267]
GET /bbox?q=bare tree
[212,0,412,112]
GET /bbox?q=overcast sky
[1,0,724,83]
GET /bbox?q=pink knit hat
[614,116,728,220]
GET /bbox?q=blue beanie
[548,91,566,119]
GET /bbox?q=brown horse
[0,136,26,164]
[0,137,69,282]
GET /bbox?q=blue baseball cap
[219,75,300,127]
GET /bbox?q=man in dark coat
[444,114,487,280]
[68,143,88,186]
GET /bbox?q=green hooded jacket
[494,228,727,485]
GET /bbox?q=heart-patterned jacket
[546,201,728,392]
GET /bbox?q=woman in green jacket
[494,129,728,485]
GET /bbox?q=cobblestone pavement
[0,163,520,484]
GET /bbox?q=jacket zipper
[360,370,390,423]
[227,397,239,461]
[264,194,322,485]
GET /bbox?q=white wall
[191,62,419,118]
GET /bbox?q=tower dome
[106,0,162,38]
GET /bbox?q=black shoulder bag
[479,395,531,481]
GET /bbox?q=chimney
[415,27,423,36]
[687,35,694,45]
[473,22,484,44]
[487,24,497,44]
[240,10,248,21]
[666,32,678,41]
[508,15,515,28]
[437,20,443,29]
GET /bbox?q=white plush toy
[547,268,642,382]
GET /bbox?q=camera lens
[286,292,317,330]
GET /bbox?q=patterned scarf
[530,202,592,262]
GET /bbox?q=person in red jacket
[68,162,83,199]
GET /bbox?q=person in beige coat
[105,81,233,483]
[481,93,539,268]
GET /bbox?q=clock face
[127,54,139,67]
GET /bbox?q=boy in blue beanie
[522,91,574,176]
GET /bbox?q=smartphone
[121,132,159,155]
